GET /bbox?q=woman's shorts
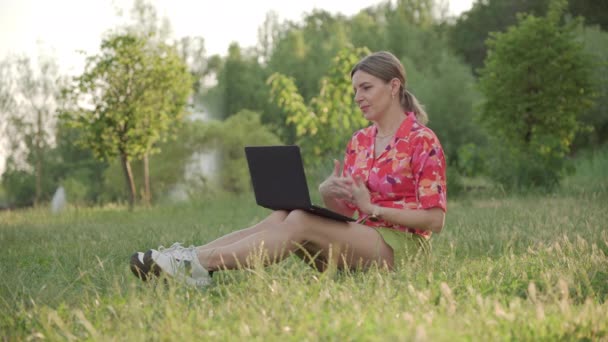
[376,227,431,266]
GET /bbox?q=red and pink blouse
[343,112,447,237]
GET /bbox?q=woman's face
[352,70,395,121]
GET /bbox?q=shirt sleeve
[342,135,355,178]
[411,130,447,212]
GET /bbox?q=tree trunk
[35,155,41,206]
[34,109,43,206]
[120,153,137,209]
[143,152,151,206]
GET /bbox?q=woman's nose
[354,91,363,103]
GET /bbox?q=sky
[0,0,474,174]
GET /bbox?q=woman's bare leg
[197,210,393,271]
[197,210,288,250]
[198,210,328,271]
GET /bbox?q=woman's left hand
[350,176,374,215]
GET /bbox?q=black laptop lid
[244,145,312,210]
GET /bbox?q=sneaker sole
[130,250,161,281]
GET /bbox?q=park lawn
[1,181,607,340]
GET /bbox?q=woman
[130,51,447,287]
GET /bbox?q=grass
[1,151,608,341]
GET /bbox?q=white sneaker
[132,242,212,287]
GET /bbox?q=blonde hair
[350,51,428,125]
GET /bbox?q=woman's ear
[390,78,401,96]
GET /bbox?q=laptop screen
[244,145,312,211]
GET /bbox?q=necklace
[376,132,396,139]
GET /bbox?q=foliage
[44,122,109,205]
[214,110,283,193]
[101,111,281,200]
[4,0,607,206]
[0,55,64,205]
[268,10,352,103]
[401,52,484,168]
[560,144,608,196]
[573,26,608,149]
[62,33,192,206]
[448,0,605,73]
[449,0,551,73]
[455,143,485,177]
[0,170,36,207]
[99,119,213,203]
[269,47,370,165]
[212,44,273,120]
[478,0,594,189]
[567,0,608,31]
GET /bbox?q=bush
[477,1,594,189]
[446,166,465,198]
[215,110,283,193]
[61,176,90,205]
[1,170,35,207]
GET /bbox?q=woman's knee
[249,210,289,234]
[282,210,312,237]
[269,210,289,222]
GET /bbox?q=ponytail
[401,87,428,125]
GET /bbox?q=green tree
[574,26,608,149]
[99,119,211,203]
[402,52,484,171]
[45,121,109,205]
[349,9,387,53]
[568,0,608,31]
[63,34,192,207]
[268,10,351,102]
[478,0,594,189]
[256,11,281,65]
[0,55,64,206]
[449,0,606,73]
[269,47,370,164]
[215,43,270,119]
[215,110,283,193]
[175,36,208,93]
[450,0,551,73]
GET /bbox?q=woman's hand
[350,175,374,215]
[318,160,353,202]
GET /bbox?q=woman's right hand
[318,160,353,202]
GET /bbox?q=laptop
[244,145,355,222]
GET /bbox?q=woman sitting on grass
[130,51,447,287]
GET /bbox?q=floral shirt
[343,112,447,237]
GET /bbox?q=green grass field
[1,150,608,341]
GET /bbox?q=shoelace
[159,243,210,283]
[158,242,196,261]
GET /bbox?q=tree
[0,55,64,206]
[574,26,608,149]
[449,0,606,74]
[256,11,281,65]
[63,33,192,207]
[402,52,483,169]
[568,0,608,31]
[268,10,351,102]
[478,0,594,189]
[45,121,109,205]
[175,36,208,93]
[449,0,551,73]
[215,43,270,119]
[269,47,371,164]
